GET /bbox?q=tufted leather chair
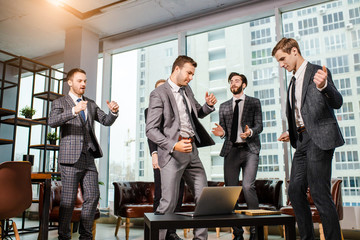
[113,181,155,240]
[39,181,100,240]
[280,178,343,240]
[237,179,283,211]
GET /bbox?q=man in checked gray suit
[273,38,344,240]
[212,72,263,240]
[146,55,217,240]
[49,68,118,240]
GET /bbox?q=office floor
[11,217,286,240]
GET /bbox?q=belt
[232,142,248,148]
[178,136,195,143]
[297,126,306,133]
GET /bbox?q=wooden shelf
[1,117,47,127]
[29,144,59,150]
[34,91,64,101]
[0,108,16,117]
[0,138,13,145]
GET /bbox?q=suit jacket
[286,63,344,149]
[145,108,158,155]
[48,94,117,164]
[219,95,263,157]
[146,81,215,168]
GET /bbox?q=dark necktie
[290,77,297,139]
[179,87,200,143]
[230,99,241,143]
[77,98,86,121]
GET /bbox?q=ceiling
[0,0,252,60]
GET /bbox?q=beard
[231,85,243,95]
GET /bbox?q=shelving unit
[0,49,66,172]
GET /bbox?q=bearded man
[212,72,263,240]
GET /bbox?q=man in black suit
[212,72,263,240]
[145,79,185,240]
[272,37,344,240]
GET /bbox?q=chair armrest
[113,182,135,215]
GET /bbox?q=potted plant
[47,132,59,145]
[20,105,36,119]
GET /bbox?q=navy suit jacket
[286,63,344,149]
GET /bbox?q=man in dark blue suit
[272,38,344,240]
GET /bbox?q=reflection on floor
[12,217,286,240]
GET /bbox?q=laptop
[176,186,242,217]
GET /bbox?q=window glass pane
[108,40,178,202]
[186,16,284,182]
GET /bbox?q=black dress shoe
[166,233,183,240]
[233,235,244,240]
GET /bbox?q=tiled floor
[10,218,285,240]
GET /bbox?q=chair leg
[278,225,284,237]
[319,223,325,240]
[282,225,286,240]
[125,218,130,240]
[11,222,20,240]
[115,217,122,236]
[216,227,220,237]
[70,223,73,238]
[92,220,97,240]
[184,229,188,238]
[264,226,268,240]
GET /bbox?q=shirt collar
[294,60,308,80]
[168,78,181,92]
[233,94,246,102]
[69,91,83,103]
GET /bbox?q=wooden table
[31,172,51,240]
[144,212,296,240]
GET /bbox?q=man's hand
[212,123,224,137]
[74,100,87,114]
[240,125,251,139]
[278,132,290,142]
[205,92,217,106]
[107,100,119,113]
[174,139,192,153]
[313,65,327,89]
[152,153,160,169]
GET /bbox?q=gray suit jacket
[49,94,117,164]
[146,81,215,168]
[287,63,344,149]
[219,96,263,157]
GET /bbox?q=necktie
[179,87,200,143]
[77,98,86,121]
[230,99,241,143]
[290,76,297,139]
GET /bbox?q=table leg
[256,225,264,240]
[144,222,149,240]
[150,227,159,240]
[285,221,296,240]
[39,179,50,240]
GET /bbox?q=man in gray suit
[272,38,344,240]
[212,72,263,240]
[146,55,217,240]
[49,68,118,240]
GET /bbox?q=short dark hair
[228,72,247,86]
[66,68,86,81]
[171,55,197,73]
[272,37,302,56]
[155,79,166,88]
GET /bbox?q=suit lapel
[241,96,249,124]
[185,86,198,118]
[163,82,180,121]
[84,96,93,125]
[224,99,233,135]
[301,63,313,107]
